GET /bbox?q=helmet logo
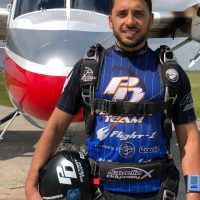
[56,160,77,185]
[165,69,179,82]
[67,189,80,200]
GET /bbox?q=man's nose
[125,13,137,26]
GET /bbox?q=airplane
[0,0,200,140]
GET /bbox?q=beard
[113,23,150,50]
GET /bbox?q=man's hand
[25,175,43,200]
[25,189,43,200]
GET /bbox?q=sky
[1,0,200,70]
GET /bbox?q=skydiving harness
[80,44,180,200]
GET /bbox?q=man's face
[109,0,154,51]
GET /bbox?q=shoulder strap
[80,43,104,107]
[80,43,104,88]
[80,44,104,135]
[156,45,181,154]
[157,45,180,106]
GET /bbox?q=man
[25,0,200,199]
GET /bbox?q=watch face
[187,175,200,192]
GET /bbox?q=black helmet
[39,150,94,200]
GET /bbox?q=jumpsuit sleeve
[172,67,196,125]
[56,59,83,115]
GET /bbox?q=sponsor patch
[104,115,144,124]
[43,194,63,200]
[181,93,193,105]
[81,66,96,82]
[139,146,160,153]
[67,189,80,200]
[74,159,85,183]
[119,142,135,158]
[106,167,154,180]
[95,144,118,151]
[181,93,194,112]
[165,69,179,82]
[96,127,157,142]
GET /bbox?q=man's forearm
[175,122,200,200]
[25,108,74,199]
[182,143,200,200]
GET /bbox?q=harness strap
[156,162,180,200]
[157,45,180,154]
[89,159,179,200]
[91,98,173,116]
[96,160,172,183]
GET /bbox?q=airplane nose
[4,9,113,127]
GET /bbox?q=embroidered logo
[165,69,179,82]
[81,67,96,82]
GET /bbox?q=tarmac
[0,105,199,200]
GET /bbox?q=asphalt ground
[0,105,200,200]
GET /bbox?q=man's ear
[108,15,113,29]
[150,13,154,27]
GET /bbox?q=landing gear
[0,109,20,140]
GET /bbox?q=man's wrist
[186,192,200,200]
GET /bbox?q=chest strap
[91,98,173,116]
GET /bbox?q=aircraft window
[70,0,110,15]
[37,0,65,10]
[14,0,65,18]
[14,0,110,18]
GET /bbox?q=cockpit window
[38,0,65,10]
[14,0,110,19]
[70,0,110,14]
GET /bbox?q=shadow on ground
[0,125,88,161]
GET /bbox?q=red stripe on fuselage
[3,54,84,122]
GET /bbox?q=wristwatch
[184,174,200,193]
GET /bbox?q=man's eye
[134,11,145,17]
[116,12,127,18]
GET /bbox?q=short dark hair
[109,0,152,14]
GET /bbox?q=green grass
[0,71,199,118]
[0,71,12,107]
[187,71,200,119]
